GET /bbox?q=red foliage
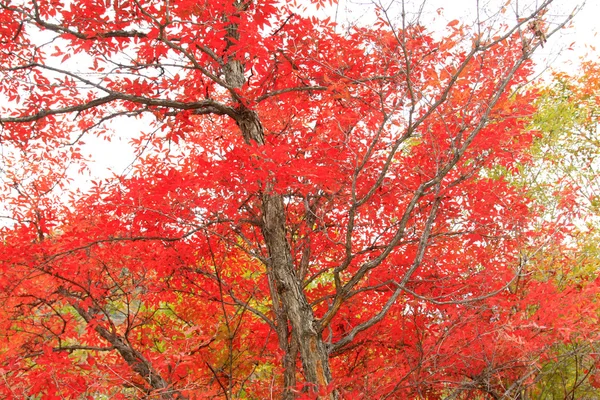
[0,0,593,399]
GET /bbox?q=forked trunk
[222,9,333,394]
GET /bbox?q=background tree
[511,60,600,400]
[0,0,592,398]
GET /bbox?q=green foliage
[531,342,600,400]
[520,63,600,398]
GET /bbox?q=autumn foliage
[0,0,598,398]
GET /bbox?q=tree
[0,0,590,398]
[517,60,600,400]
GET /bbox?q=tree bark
[267,260,298,398]
[227,71,333,396]
[261,191,333,391]
[282,338,299,400]
[221,5,333,394]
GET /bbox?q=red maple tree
[0,0,594,398]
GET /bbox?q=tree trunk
[229,81,333,395]
[221,8,333,392]
[282,338,299,400]
[261,190,333,391]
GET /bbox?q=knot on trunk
[235,107,265,145]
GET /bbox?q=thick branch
[69,301,185,399]
[0,92,236,124]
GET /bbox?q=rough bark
[267,260,298,399]
[228,69,333,397]
[222,4,333,395]
[282,339,299,400]
[261,191,333,389]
